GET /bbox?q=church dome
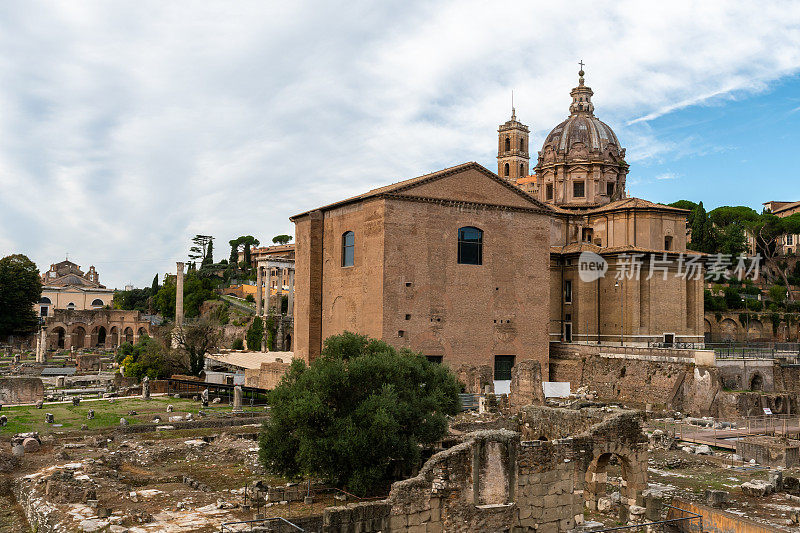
[538,69,625,164]
[543,114,620,156]
[533,66,628,207]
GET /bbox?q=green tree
[189,235,214,265]
[259,332,461,495]
[709,205,760,228]
[155,279,177,319]
[202,238,214,267]
[769,285,788,306]
[717,223,748,256]
[669,200,699,225]
[229,237,242,264]
[151,274,159,294]
[272,234,293,245]
[119,335,169,379]
[0,254,42,337]
[748,213,800,297]
[246,316,264,350]
[174,317,219,376]
[689,202,717,254]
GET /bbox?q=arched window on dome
[505,137,510,151]
[504,163,509,177]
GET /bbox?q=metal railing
[586,504,702,533]
[220,517,304,532]
[708,341,800,360]
[166,378,270,405]
[647,342,705,350]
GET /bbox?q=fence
[166,378,270,405]
[587,505,702,533]
[220,517,304,532]
[650,414,800,452]
[709,341,800,360]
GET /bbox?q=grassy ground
[0,396,201,436]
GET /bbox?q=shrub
[259,332,461,495]
[232,338,244,350]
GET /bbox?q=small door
[494,355,515,395]
[664,333,675,347]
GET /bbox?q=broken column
[176,262,185,327]
[233,385,243,413]
[256,265,263,316]
[141,376,150,400]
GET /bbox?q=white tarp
[543,382,570,398]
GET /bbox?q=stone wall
[318,409,649,533]
[244,361,292,389]
[76,354,101,372]
[0,377,44,404]
[716,358,775,391]
[736,436,800,468]
[509,359,544,409]
[453,364,493,394]
[550,343,722,416]
[517,405,607,441]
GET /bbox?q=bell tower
[497,101,530,184]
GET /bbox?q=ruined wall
[0,377,44,404]
[736,437,800,468]
[453,364,493,394]
[76,354,101,372]
[517,405,607,441]
[550,343,721,416]
[509,359,544,409]
[716,359,774,391]
[244,361,291,390]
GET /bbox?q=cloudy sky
[2,1,800,288]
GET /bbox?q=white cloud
[655,173,679,181]
[2,0,800,287]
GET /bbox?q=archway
[109,327,119,347]
[137,327,147,338]
[704,319,713,344]
[123,327,134,344]
[747,319,764,341]
[285,334,292,351]
[720,318,739,342]
[750,373,764,392]
[97,326,107,347]
[53,327,66,349]
[584,448,645,520]
[72,326,86,349]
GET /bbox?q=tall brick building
[290,163,553,383]
[291,67,704,387]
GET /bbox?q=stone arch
[137,327,147,338]
[91,298,104,309]
[72,326,87,349]
[53,326,67,349]
[747,319,764,341]
[96,326,107,347]
[703,318,713,343]
[584,445,647,519]
[123,327,134,344]
[750,372,764,392]
[109,327,119,347]
[720,318,739,342]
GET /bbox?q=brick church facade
[291,67,704,382]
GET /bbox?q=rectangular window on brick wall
[573,181,585,198]
[546,184,553,201]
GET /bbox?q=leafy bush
[245,294,255,303]
[232,338,244,350]
[259,332,461,495]
[246,317,264,351]
[119,336,169,379]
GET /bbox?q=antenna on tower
[511,90,516,120]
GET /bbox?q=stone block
[426,522,443,533]
[390,514,407,530]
